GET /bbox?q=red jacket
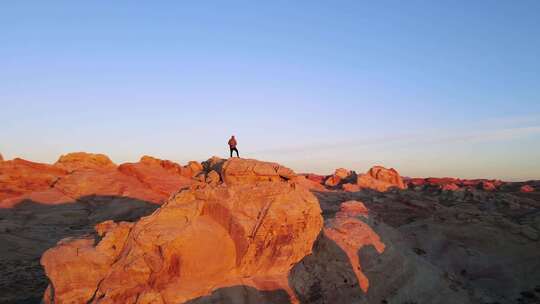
[228,138,237,148]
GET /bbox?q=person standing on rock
[228,135,239,158]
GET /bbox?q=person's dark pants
[230,147,239,158]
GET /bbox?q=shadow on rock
[184,285,292,304]
[289,232,365,304]
[0,195,158,304]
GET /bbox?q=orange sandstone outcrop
[41,158,323,304]
[324,168,355,187]
[118,156,195,197]
[55,152,117,171]
[0,158,69,206]
[221,157,296,185]
[356,165,406,192]
[0,153,198,208]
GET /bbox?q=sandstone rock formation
[356,165,406,192]
[406,177,510,192]
[0,154,198,208]
[55,152,117,171]
[0,158,70,207]
[118,156,194,198]
[2,154,540,304]
[41,158,323,303]
[0,153,3,161]
[324,168,355,187]
[221,158,296,185]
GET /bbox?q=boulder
[55,152,116,171]
[324,175,342,187]
[356,166,406,192]
[324,168,355,187]
[334,168,351,179]
[221,158,296,185]
[41,161,323,303]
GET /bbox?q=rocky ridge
[0,153,539,303]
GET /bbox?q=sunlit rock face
[118,156,196,198]
[324,168,354,187]
[356,165,406,192]
[55,152,117,171]
[221,158,296,185]
[41,158,323,304]
[0,158,70,207]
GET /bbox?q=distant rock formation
[356,166,406,192]
[521,184,535,193]
[324,168,355,187]
[0,153,3,162]
[55,152,116,171]
[0,153,198,208]
[41,158,323,303]
[406,177,508,192]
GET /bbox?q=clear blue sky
[1,1,539,180]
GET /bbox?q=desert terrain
[0,152,539,304]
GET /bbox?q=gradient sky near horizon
[1,1,540,180]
